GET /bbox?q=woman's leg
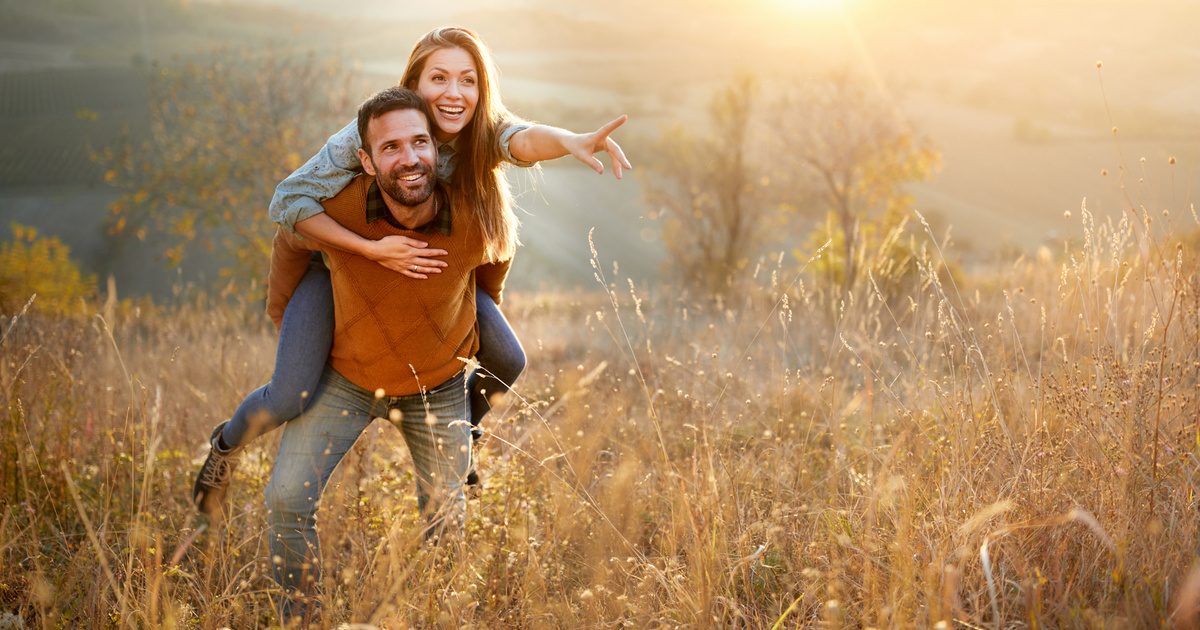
[221,262,334,449]
[469,287,526,432]
[193,261,333,515]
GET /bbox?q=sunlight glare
[769,0,847,13]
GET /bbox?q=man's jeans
[263,366,471,598]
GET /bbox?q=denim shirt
[269,118,534,232]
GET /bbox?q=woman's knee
[492,340,526,385]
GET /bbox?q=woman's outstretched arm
[506,115,633,179]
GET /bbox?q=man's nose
[398,144,419,166]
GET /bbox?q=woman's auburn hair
[400,26,520,263]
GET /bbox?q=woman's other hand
[365,235,449,279]
[565,115,633,179]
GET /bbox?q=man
[260,86,510,614]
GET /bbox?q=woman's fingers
[605,138,631,179]
[592,114,628,140]
[581,152,605,175]
[582,115,631,178]
[372,242,448,276]
[607,137,632,170]
[412,256,447,269]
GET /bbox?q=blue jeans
[264,367,471,603]
[220,264,525,448]
[469,288,526,427]
[220,260,334,448]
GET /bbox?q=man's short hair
[357,87,434,155]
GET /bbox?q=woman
[192,26,631,515]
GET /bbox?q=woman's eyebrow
[427,65,476,75]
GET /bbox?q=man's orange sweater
[266,174,511,396]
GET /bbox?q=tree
[0,223,96,316]
[769,73,940,290]
[641,75,770,295]
[100,49,358,294]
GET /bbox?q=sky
[2,0,1197,295]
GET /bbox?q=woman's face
[416,46,480,143]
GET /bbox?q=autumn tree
[0,223,96,316]
[642,72,937,297]
[100,49,358,293]
[640,75,772,295]
[768,73,939,290]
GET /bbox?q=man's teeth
[400,173,422,181]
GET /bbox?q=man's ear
[358,148,376,176]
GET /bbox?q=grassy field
[2,207,1198,628]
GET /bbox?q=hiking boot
[192,422,241,516]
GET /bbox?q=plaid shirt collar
[365,179,451,236]
[436,139,456,180]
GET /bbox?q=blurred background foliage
[99,49,358,296]
[0,223,94,316]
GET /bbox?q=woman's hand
[563,115,633,179]
[364,235,448,279]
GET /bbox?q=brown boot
[192,422,241,517]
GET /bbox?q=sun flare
[770,0,847,12]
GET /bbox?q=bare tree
[769,73,939,290]
[641,75,768,295]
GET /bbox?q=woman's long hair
[401,26,520,263]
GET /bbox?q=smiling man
[259,86,510,619]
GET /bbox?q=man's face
[358,108,436,207]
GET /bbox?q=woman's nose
[445,81,460,98]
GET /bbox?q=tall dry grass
[1,202,1198,628]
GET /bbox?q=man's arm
[266,227,320,330]
[475,258,513,306]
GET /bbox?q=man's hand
[364,235,448,279]
[564,115,633,179]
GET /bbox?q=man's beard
[377,162,435,207]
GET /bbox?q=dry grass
[1,206,1199,629]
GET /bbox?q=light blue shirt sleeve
[498,122,535,168]
[268,119,363,233]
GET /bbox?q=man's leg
[396,371,472,540]
[263,367,376,614]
